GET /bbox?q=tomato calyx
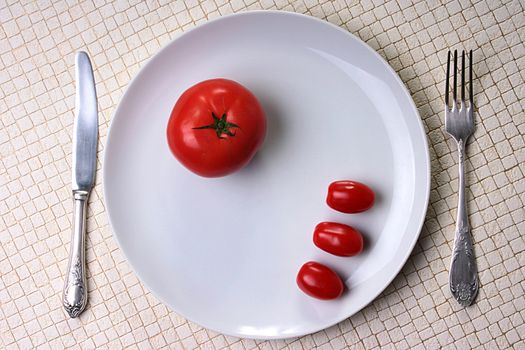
[193,112,239,139]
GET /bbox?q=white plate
[104,11,430,339]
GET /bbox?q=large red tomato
[167,79,266,177]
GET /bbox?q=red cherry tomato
[167,79,266,177]
[326,180,375,213]
[313,222,364,257]
[296,261,344,300]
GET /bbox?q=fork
[445,50,478,306]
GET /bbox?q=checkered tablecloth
[1,0,524,349]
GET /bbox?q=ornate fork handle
[449,140,478,306]
[63,191,89,317]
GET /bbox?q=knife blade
[63,51,98,318]
[72,51,98,192]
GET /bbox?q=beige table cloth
[1,0,524,349]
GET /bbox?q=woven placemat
[1,0,524,349]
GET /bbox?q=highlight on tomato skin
[313,222,364,257]
[326,180,375,213]
[296,261,344,300]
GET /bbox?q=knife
[63,51,98,318]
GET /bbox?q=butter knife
[63,51,98,318]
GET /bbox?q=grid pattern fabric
[1,0,525,349]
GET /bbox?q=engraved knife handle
[449,140,478,306]
[63,191,89,317]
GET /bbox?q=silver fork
[445,50,478,306]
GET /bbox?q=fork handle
[449,140,478,306]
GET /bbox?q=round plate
[104,11,430,339]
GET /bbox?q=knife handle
[63,191,89,318]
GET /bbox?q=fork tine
[453,50,457,107]
[446,51,450,107]
[461,51,465,103]
[469,50,473,108]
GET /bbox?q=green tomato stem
[193,112,239,139]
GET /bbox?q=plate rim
[103,10,431,339]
